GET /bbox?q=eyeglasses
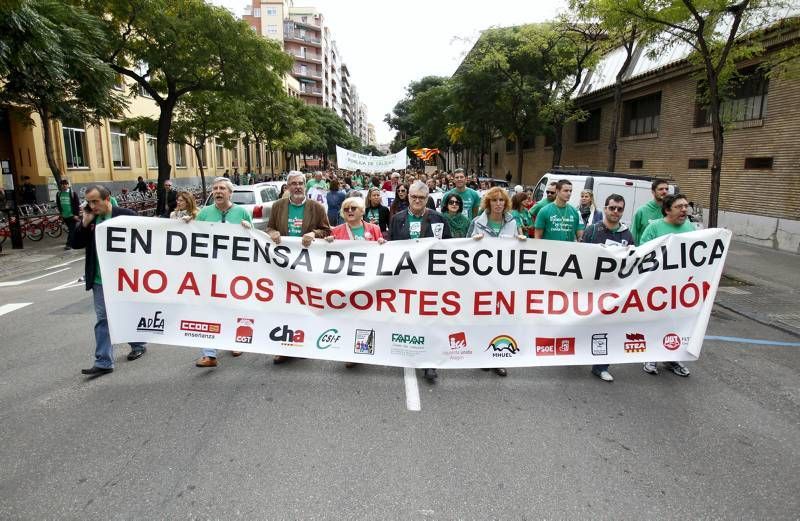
[409,195,426,200]
[606,205,624,212]
[546,191,555,195]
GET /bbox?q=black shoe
[81,366,113,376]
[423,368,438,382]
[64,246,72,250]
[127,349,146,361]
[494,368,507,377]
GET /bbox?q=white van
[532,170,678,226]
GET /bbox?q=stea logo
[535,337,575,356]
[485,335,519,358]
[137,311,165,334]
[269,325,305,347]
[317,328,342,350]
[624,333,647,353]
[354,329,375,355]
[180,320,221,339]
[235,318,254,344]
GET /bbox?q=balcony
[289,51,322,64]
[299,86,323,97]
[284,29,322,47]
[293,66,322,80]
[291,18,321,30]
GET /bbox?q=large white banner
[336,145,407,173]
[98,217,730,368]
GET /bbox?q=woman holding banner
[468,186,527,377]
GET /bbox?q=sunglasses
[546,191,555,195]
[447,200,459,205]
[343,206,359,212]
[606,205,624,212]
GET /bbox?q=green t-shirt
[196,204,252,224]
[365,207,381,226]
[58,191,73,218]
[443,187,482,218]
[639,218,695,244]
[352,174,364,188]
[407,213,423,239]
[93,213,111,285]
[488,219,503,235]
[287,201,305,237]
[110,196,118,207]
[632,200,664,245]
[306,179,328,191]
[534,203,584,242]
[351,225,365,240]
[528,198,552,221]
[511,209,532,229]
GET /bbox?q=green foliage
[385,76,451,153]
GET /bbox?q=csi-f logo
[270,325,305,346]
[317,329,341,350]
[485,335,519,358]
[235,318,254,344]
[137,311,164,334]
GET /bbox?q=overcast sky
[210,0,568,144]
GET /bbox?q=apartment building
[244,0,369,145]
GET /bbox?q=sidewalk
[2,234,798,336]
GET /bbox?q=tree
[614,0,780,227]
[86,0,291,214]
[306,105,359,169]
[0,0,126,186]
[385,76,449,154]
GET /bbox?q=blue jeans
[92,284,145,369]
[592,364,609,374]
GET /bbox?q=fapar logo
[624,333,647,353]
[535,337,575,356]
[391,333,425,346]
[180,320,221,339]
[269,325,305,347]
[391,332,425,358]
[235,318,254,344]
[662,333,688,351]
[137,311,165,334]
[449,332,467,351]
[485,335,519,358]
[591,333,608,356]
[354,329,375,355]
[317,328,342,350]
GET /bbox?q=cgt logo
[270,325,305,346]
[485,335,519,358]
[137,311,165,334]
[317,328,342,350]
[535,337,575,356]
[624,333,647,353]
[235,318,254,344]
[180,320,220,334]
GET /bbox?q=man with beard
[632,178,670,245]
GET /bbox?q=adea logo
[137,311,165,334]
[391,333,425,346]
[449,332,467,351]
[236,318,254,344]
[354,329,375,355]
[317,328,341,350]
[269,325,305,346]
[485,335,519,358]
[624,333,646,353]
[662,333,681,351]
[535,337,575,356]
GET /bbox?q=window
[199,145,207,168]
[623,92,661,136]
[505,138,516,153]
[544,130,554,148]
[252,8,260,16]
[695,68,768,127]
[231,143,239,168]
[629,160,644,169]
[744,157,773,169]
[688,158,709,169]
[216,142,225,167]
[522,136,535,150]
[494,151,498,166]
[174,143,186,168]
[145,134,158,168]
[134,62,152,98]
[62,119,88,168]
[576,108,601,142]
[266,7,277,16]
[267,24,277,35]
[109,124,129,167]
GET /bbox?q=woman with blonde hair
[578,190,602,226]
[170,191,199,222]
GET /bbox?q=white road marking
[404,368,421,411]
[47,279,85,292]
[0,268,70,288]
[47,257,84,269]
[0,303,32,317]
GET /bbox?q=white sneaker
[596,370,614,382]
[643,362,658,375]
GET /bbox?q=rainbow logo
[486,335,519,354]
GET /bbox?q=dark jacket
[389,208,452,241]
[72,206,137,290]
[160,188,178,217]
[266,197,331,238]
[581,221,634,246]
[55,189,80,217]
[365,204,390,232]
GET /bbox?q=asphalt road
[1,255,798,520]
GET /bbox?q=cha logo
[270,325,305,347]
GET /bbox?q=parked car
[203,182,281,230]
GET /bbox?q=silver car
[203,182,281,231]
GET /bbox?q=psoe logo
[624,333,647,353]
[535,337,575,356]
[180,320,221,337]
[354,329,375,355]
[317,328,342,350]
[137,311,165,334]
[235,318,254,344]
[269,325,305,347]
[485,335,519,358]
[662,333,688,351]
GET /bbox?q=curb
[715,302,800,340]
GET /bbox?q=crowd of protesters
[71,166,696,385]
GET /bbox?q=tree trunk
[244,137,252,173]
[708,83,723,228]
[193,146,207,201]
[155,97,176,216]
[551,120,564,168]
[516,137,524,185]
[268,144,275,177]
[39,108,63,186]
[303,153,308,168]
